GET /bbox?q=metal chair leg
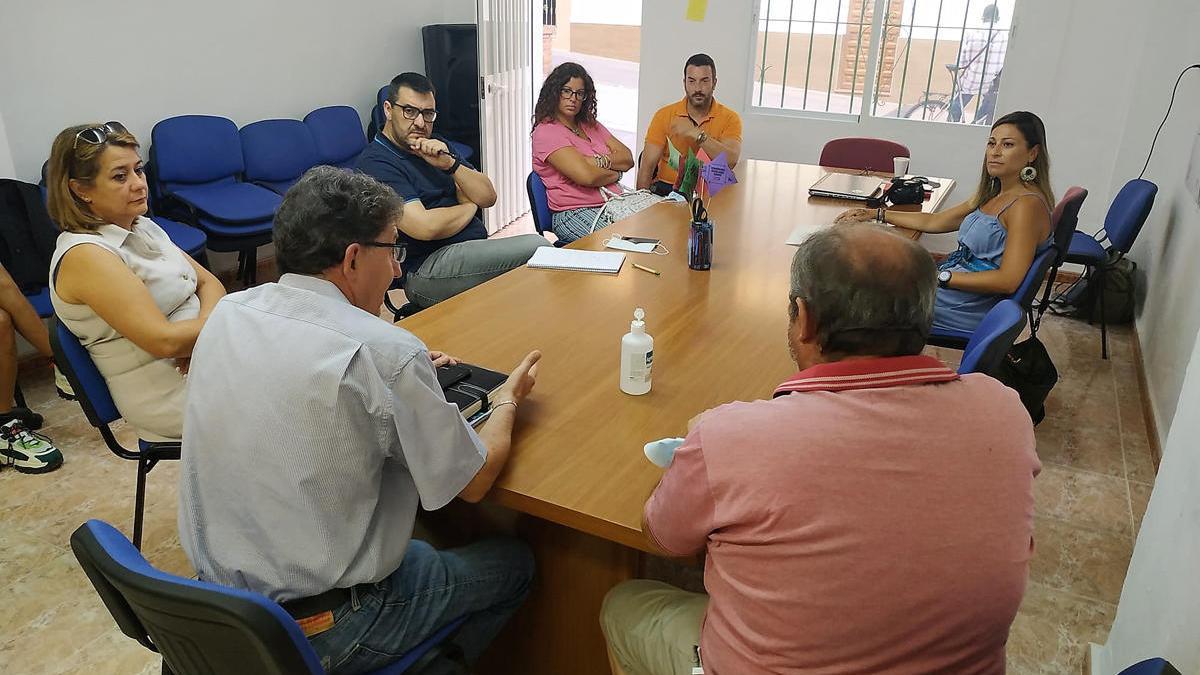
[1099,265,1108,360]
[133,456,149,550]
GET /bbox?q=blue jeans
[308,537,535,674]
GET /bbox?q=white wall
[0,0,476,182]
[1092,0,1200,667]
[1092,334,1200,673]
[0,111,14,178]
[1105,8,1200,439]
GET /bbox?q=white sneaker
[54,364,76,401]
[0,419,63,474]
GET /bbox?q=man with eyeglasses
[180,166,541,674]
[601,224,1038,674]
[637,53,743,193]
[356,72,547,311]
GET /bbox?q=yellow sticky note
[686,0,708,22]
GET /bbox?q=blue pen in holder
[689,198,713,270]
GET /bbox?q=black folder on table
[437,363,508,426]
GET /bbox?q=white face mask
[603,235,668,255]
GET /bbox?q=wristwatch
[442,155,462,175]
[696,130,708,145]
[938,270,953,288]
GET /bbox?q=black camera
[885,176,938,205]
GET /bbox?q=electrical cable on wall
[1139,64,1200,180]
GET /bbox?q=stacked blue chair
[240,119,320,196]
[304,106,368,169]
[50,318,180,550]
[1063,179,1157,359]
[150,115,279,286]
[153,216,208,262]
[957,300,1026,375]
[71,519,470,675]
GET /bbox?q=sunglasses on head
[73,121,129,149]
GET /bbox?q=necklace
[564,122,587,139]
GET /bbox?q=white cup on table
[893,156,910,177]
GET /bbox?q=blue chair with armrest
[70,519,469,674]
[957,299,1026,376]
[50,318,179,550]
[1062,179,1156,359]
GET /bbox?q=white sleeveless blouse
[49,217,200,442]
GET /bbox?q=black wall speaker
[422,24,482,165]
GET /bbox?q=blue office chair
[1116,658,1182,675]
[240,119,321,196]
[957,300,1026,375]
[304,106,368,169]
[71,519,469,675]
[50,318,179,550]
[928,245,1056,349]
[368,85,389,141]
[1063,179,1157,359]
[525,171,566,247]
[150,115,279,286]
[11,286,53,411]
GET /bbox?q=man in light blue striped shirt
[179,166,540,674]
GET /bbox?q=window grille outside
[751,0,1014,125]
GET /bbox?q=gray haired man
[602,224,1039,674]
[179,166,540,674]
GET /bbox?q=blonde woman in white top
[46,122,225,441]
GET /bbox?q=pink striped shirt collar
[773,355,959,396]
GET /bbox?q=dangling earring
[1020,165,1037,182]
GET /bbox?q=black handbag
[993,335,1059,425]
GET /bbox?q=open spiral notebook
[526,247,626,274]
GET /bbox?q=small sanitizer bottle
[620,307,653,395]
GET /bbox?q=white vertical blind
[479,0,533,232]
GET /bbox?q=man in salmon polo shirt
[601,223,1040,675]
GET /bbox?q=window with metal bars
[751,0,1013,125]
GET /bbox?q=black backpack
[0,179,60,293]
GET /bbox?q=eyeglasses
[363,240,407,263]
[73,121,129,149]
[559,87,587,101]
[389,102,438,123]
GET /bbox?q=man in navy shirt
[357,72,547,309]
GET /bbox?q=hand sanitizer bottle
[620,307,653,395]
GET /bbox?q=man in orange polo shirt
[636,53,743,192]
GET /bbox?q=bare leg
[0,308,18,411]
[0,265,51,358]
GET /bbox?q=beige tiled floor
[0,271,1156,674]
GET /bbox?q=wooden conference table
[400,160,954,674]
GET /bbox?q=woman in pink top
[531,62,634,243]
